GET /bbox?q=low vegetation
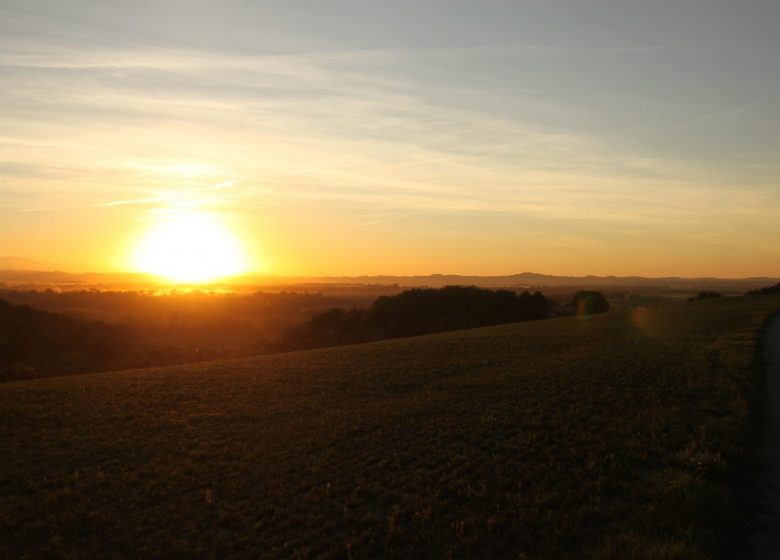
[1,295,778,558]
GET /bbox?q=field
[2,296,779,559]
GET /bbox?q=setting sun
[5,3,780,559]
[132,211,248,283]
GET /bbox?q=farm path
[754,314,780,558]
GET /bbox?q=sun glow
[133,211,248,283]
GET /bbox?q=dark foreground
[750,314,780,558]
[1,296,779,559]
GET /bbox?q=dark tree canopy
[364,286,553,337]
[570,291,610,315]
[747,282,780,296]
[277,286,555,351]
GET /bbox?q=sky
[1,0,779,278]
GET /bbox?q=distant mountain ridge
[291,272,780,289]
[0,256,61,271]
[0,267,777,291]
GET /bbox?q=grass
[1,295,779,559]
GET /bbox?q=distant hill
[0,299,138,380]
[0,268,160,287]
[1,266,777,292]
[0,256,61,271]
[284,272,780,290]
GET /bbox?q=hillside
[2,296,779,559]
[0,300,139,381]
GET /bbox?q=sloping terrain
[752,314,780,558]
[2,296,779,559]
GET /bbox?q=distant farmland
[2,296,779,559]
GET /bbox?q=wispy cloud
[2,22,779,275]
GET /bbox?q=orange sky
[2,2,779,279]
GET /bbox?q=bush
[570,291,609,315]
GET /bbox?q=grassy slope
[2,296,779,559]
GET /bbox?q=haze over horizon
[2,1,779,279]
[2,255,779,287]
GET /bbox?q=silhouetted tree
[747,282,780,296]
[279,307,367,349]
[570,291,609,315]
[275,286,555,351]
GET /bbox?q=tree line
[273,286,581,352]
[747,282,780,296]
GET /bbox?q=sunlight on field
[132,210,249,283]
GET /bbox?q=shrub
[570,291,610,315]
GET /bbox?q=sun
[133,211,248,283]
